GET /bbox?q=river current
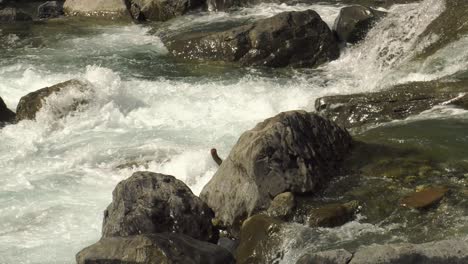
[0,0,467,263]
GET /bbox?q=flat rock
[102,171,219,242]
[315,80,468,130]
[200,111,352,235]
[296,249,353,264]
[400,186,448,210]
[76,233,235,264]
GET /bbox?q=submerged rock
[308,201,359,228]
[102,171,219,243]
[333,5,385,44]
[164,10,339,68]
[296,249,353,264]
[349,239,468,264]
[315,80,468,130]
[400,186,448,210]
[200,110,352,234]
[0,96,16,127]
[129,0,204,21]
[236,214,285,264]
[76,233,235,264]
[63,0,131,19]
[301,239,468,264]
[15,79,90,121]
[38,1,64,19]
[0,7,32,22]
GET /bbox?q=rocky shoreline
[1,0,467,263]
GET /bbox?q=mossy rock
[308,201,359,228]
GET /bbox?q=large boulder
[63,0,131,19]
[164,10,340,68]
[76,233,235,264]
[129,0,204,21]
[102,171,219,243]
[200,111,352,233]
[15,79,90,121]
[0,7,32,22]
[0,96,16,127]
[333,5,385,44]
[315,80,468,130]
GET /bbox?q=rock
[0,96,16,127]
[63,0,131,19]
[333,5,385,44]
[296,249,353,264]
[315,80,468,130]
[400,186,448,210]
[76,233,235,264]
[348,239,468,264]
[218,237,239,257]
[0,7,32,22]
[267,192,296,219]
[164,10,340,68]
[15,79,90,121]
[236,214,285,264]
[308,201,359,228]
[200,110,352,234]
[129,0,204,21]
[102,171,219,243]
[38,1,64,19]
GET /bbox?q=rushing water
[0,0,467,263]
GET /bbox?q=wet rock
[308,200,359,228]
[400,186,448,210]
[218,237,239,257]
[360,157,434,180]
[63,0,131,19]
[267,192,296,219]
[315,80,468,130]
[333,5,385,44]
[129,0,204,21]
[296,249,353,264]
[0,96,16,127]
[76,233,235,264]
[0,7,32,22]
[38,1,64,19]
[348,239,468,264]
[236,214,285,264]
[164,10,339,68]
[200,110,352,234]
[15,79,90,121]
[102,171,219,243]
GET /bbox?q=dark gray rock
[38,1,64,19]
[333,5,386,44]
[349,239,468,264]
[0,96,16,127]
[315,80,468,130]
[218,237,239,257]
[16,79,90,121]
[76,233,235,264]
[0,7,32,22]
[200,110,352,234]
[129,0,204,21]
[164,9,339,68]
[102,171,219,243]
[296,249,353,264]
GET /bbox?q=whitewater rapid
[0,0,467,263]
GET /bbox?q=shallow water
[0,0,467,263]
